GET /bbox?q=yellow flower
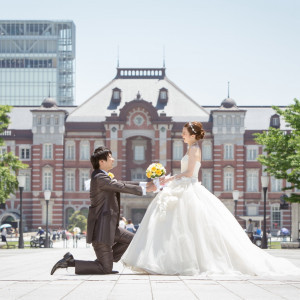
[151,166,157,172]
[156,169,162,176]
[146,171,152,178]
[108,172,114,179]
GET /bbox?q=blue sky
[2,0,300,106]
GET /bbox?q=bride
[121,121,300,276]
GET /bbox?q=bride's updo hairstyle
[184,121,205,140]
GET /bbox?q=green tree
[254,99,300,203]
[67,210,87,233]
[0,105,28,204]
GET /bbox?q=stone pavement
[0,240,300,300]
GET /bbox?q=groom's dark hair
[90,146,112,170]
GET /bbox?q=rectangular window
[54,116,59,125]
[43,169,52,191]
[66,171,75,192]
[224,144,234,160]
[202,169,212,192]
[247,146,258,161]
[271,177,282,192]
[20,147,31,160]
[173,141,183,160]
[224,170,233,191]
[134,145,144,161]
[80,142,90,160]
[80,170,90,191]
[271,206,281,230]
[202,143,212,160]
[0,146,6,156]
[19,171,31,192]
[246,206,258,216]
[43,144,53,159]
[246,170,258,192]
[66,143,75,160]
[131,169,147,182]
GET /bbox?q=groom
[51,146,155,275]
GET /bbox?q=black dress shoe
[111,270,119,274]
[50,252,75,275]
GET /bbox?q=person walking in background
[119,217,127,229]
[246,219,254,242]
[1,227,7,242]
[125,220,136,234]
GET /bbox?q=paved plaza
[0,239,300,300]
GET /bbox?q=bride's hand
[159,176,173,185]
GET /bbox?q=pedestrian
[1,227,7,242]
[125,220,136,233]
[119,217,126,229]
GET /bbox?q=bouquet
[146,163,166,192]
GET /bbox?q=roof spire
[227,81,230,98]
[163,45,165,68]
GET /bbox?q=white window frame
[43,168,52,191]
[134,145,145,161]
[19,145,31,160]
[160,90,167,100]
[246,169,259,192]
[224,167,234,191]
[202,169,212,192]
[0,146,7,156]
[80,141,90,161]
[246,205,259,216]
[131,168,147,182]
[202,142,212,161]
[271,176,282,192]
[271,204,281,231]
[79,169,90,191]
[65,169,75,192]
[224,144,234,160]
[65,141,75,160]
[247,145,259,161]
[43,143,53,160]
[19,169,31,192]
[173,140,183,161]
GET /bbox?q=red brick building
[0,67,299,240]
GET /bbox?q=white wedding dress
[121,154,300,276]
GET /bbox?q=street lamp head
[44,190,51,201]
[261,175,269,188]
[232,190,239,201]
[17,175,26,188]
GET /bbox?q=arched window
[80,207,88,219]
[65,207,75,227]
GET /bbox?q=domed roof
[221,97,237,109]
[41,97,57,108]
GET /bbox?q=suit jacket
[86,169,143,245]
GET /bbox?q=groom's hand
[146,181,156,193]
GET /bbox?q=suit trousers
[75,227,134,274]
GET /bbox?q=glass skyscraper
[0,20,75,106]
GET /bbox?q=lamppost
[285,190,292,242]
[232,190,240,219]
[17,175,26,249]
[261,175,269,249]
[44,190,51,248]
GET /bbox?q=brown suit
[75,169,143,274]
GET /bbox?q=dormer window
[158,88,168,104]
[112,88,121,103]
[270,114,280,128]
